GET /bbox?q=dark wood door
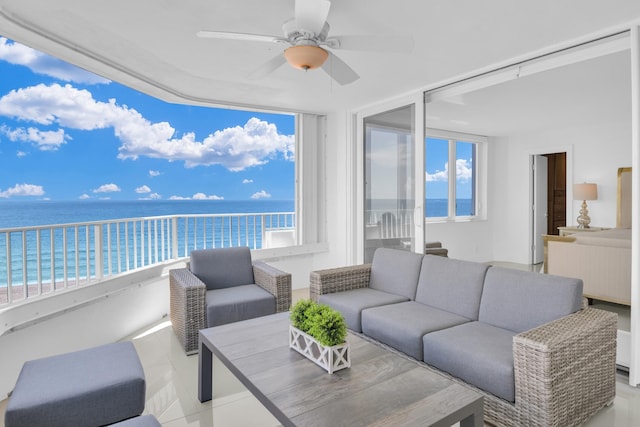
[544,152,566,235]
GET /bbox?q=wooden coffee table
[199,312,483,427]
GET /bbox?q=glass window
[455,141,476,217]
[425,133,480,220]
[425,137,449,218]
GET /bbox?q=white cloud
[93,183,121,193]
[425,166,448,182]
[251,190,271,200]
[0,83,294,171]
[169,193,224,200]
[79,193,90,199]
[1,125,69,150]
[0,37,109,85]
[16,150,28,157]
[136,185,151,194]
[149,170,161,177]
[456,158,473,182]
[0,183,45,198]
[425,159,473,183]
[192,192,224,200]
[140,192,161,200]
[242,179,253,184]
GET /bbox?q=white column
[629,26,640,387]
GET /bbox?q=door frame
[532,155,549,264]
[527,146,573,266]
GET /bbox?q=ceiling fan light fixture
[284,45,328,71]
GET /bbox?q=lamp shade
[284,45,329,71]
[573,183,597,201]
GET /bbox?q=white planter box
[289,325,350,374]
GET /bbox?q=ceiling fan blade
[295,0,331,36]
[197,30,285,44]
[322,51,359,85]
[327,35,414,53]
[247,54,287,80]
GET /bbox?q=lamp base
[576,200,591,229]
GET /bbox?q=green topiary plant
[290,299,315,332]
[290,299,347,347]
[307,305,347,347]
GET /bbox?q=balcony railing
[0,212,295,306]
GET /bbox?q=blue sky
[0,37,295,201]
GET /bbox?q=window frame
[425,128,487,222]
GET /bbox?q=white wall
[425,220,495,262]
[491,119,631,264]
[309,111,353,270]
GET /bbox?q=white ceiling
[427,50,632,137]
[0,0,639,116]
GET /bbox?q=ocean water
[0,200,295,229]
[426,199,474,217]
[368,199,473,218]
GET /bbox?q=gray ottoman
[5,341,146,427]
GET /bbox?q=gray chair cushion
[415,255,489,320]
[190,247,254,290]
[318,288,409,332]
[479,267,583,333]
[423,321,517,402]
[109,415,162,427]
[369,248,424,300]
[362,301,470,360]
[5,342,145,427]
[206,284,276,327]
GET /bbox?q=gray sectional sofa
[310,248,618,427]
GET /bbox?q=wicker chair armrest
[513,307,617,427]
[169,268,207,353]
[253,261,292,313]
[309,264,372,302]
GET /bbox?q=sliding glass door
[362,103,424,263]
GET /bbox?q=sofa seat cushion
[318,288,409,332]
[362,301,470,360]
[369,248,424,300]
[206,284,275,327]
[423,321,517,402]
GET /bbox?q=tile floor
[2,287,640,426]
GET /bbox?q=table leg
[198,339,212,402]
[459,398,483,427]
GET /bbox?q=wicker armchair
[170,247,291,354]
[310,263,617,427]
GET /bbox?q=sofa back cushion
[190,247,254,290]
[479,267,583,333]
[414,255,489,320]
[369,248,424,300]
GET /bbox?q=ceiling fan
[197,0,413,85]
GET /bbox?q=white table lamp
[573,183,597,229]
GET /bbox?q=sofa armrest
[309,264,372,302]
[513,307,617,427]
[253,261,292,313]
[169,268,206,354]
